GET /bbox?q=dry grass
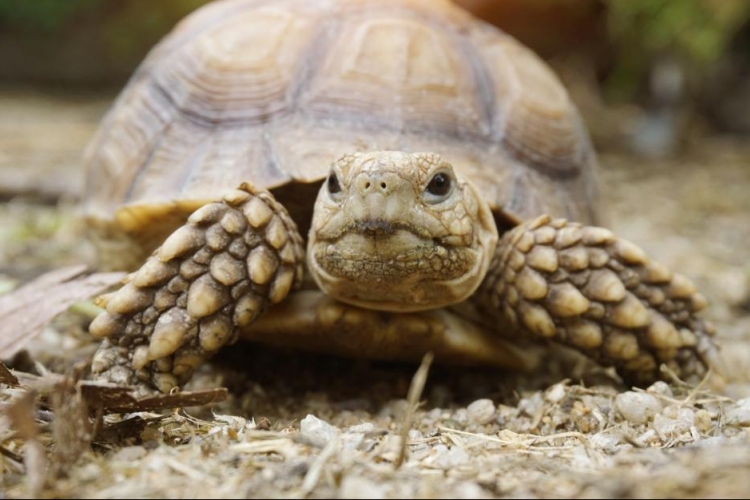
[2,348,749,498]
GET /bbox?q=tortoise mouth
[314,229,464,277]
[334,218,434,240]
[307,228,484,312]
[351,218,407,237]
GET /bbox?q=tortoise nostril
[359,177,390,194]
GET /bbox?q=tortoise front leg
[475,215,723,387]
[89,184,304,394]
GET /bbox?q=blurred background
[1,0,750,201]
[3,0,750,134]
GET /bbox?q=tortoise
[83,0,721,395]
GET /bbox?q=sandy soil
[1,92,749,498]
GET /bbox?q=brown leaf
[79,381,228,414]
[5,389,48,496]
[50,374,92,471]
[0,359,19,386]
[0,265,125,358]
[13,370,65,394]
[5,389,40,440]
[95,414,164,443]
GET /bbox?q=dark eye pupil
[327,173,341,194]
[426,173,451,196]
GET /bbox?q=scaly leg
[88,184,304,394]
[475,215,723,387]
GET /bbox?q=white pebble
[646,381,673,397]
[545,383,567,403]
[694,409,714,432]
[339,476,386,500]
[614,391,663,424]
[467,399,496,425]
[452,408,469,425]
[435,445,470,469]
[653,407,693,439]
[299,414,340,448]
[637,429,658,444]
[341,433,365,450]
[76,463,103,483]
[588,432,620,451]
[348,422,375,434]
[408,429,423,440]
[518,392,544,418]
[452,481,489,499]
[726,398,750,426]
[110,445,147,462]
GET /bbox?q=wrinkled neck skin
[307,151,499,312]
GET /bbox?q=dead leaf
[95,414,165,444]
[13,370,65,394]
[5,389,48,496]
[0,359,19,386]
[0,265,125,358]
[50,373,93,471]
[79,381,228,414]
[5,389,40,440]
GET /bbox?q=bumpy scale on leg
[89,184,304,394]
[476,215,722,386]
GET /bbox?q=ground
[1,91,749,498]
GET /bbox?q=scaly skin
[474,215,722,386]
[89,184,304,394]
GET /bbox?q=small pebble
[110,445,147,462]
[652,406,694,440]
[435,445,470,469]
[453,408,469,425]
[76,463,103,483]
[341,432,365,450]
[299,414,340,448]
[614,391,662,424]
[518,392,544,418]
[408,429,423,440]
[545,383,567,404]
[452,481,489,499]
[726,398,750,426]
[588,432,620,451]
[339,476,386,499]
[348,422,375,434]
[694,409,714,432]
[467,399,496,425]
[646,381,673,397]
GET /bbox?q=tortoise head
[307,151,499,312]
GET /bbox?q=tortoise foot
[89,184,304,393]
[479,215,723,387]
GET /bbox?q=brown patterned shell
[83,0,600,264]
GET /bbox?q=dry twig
[394,351,434,469]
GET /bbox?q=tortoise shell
[83,0,600,268]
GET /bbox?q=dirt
[1,92,749,499]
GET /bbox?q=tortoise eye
[425,172,452,197]
[327,172,341,195]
